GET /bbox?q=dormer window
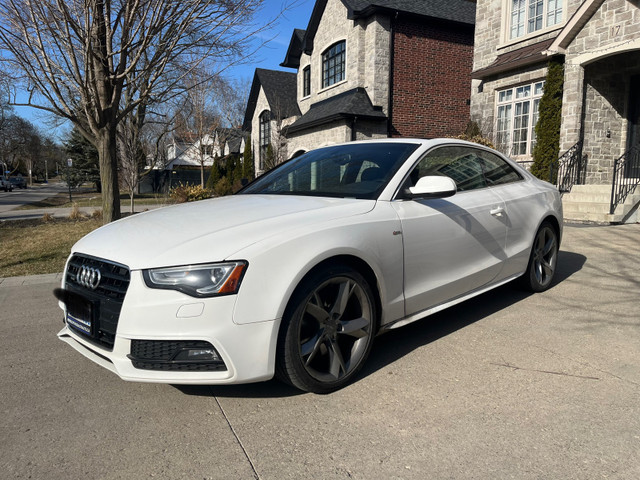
[510,0,563,39]
[303,66,311,97]
[322,41,345,88]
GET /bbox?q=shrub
[454,120,495,149]
[42,213,54,222]
[531,57,564,181]
[169,183,213,203]
[68,203,84,220]
[213,177,233,197]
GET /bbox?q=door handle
[490,206,505,217]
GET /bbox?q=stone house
[243,0,476,176]
[471,0,640,222]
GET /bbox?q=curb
[0,273,63,288]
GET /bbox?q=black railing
[609,144,640,215]
[550,141,586,193]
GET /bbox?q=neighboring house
[243,68,302,172]
[471,0,640,222]
[244,0,476,176]
[166,128,246,170]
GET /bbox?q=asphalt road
[1,224,639,479]
[0,181,68,215]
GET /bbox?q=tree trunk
[96,128,121,223]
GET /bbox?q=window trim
[321,40,346,90]
[495,81,545,159]
[501,0,565,44]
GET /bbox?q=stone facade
[246,0,475,172]
[472,0,640,186]
[297,0,391,118]
[559,0,640,184]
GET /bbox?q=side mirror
[405,176,457,199]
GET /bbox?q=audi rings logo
[77,266,102,290]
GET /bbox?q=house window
[510,0,562,39]
[303,66,311,97]
[496,81,544,157]
[259,110,271,170]
[322,41,345,88]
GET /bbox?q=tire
[276,265,377,394]
[521,221,558,292]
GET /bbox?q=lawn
[0,217,102,277]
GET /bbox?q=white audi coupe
[55,139,562,393]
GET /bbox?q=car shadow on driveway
[174,250,586,398]
[362,250,586,381]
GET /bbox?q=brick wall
[391,19,474,138]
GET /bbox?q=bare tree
[214,77,251,129]
[0,0,275,223]
[182,68,221,186]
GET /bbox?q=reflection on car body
[55,139,562,393]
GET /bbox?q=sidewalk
[0,272,64,287]
[0,203,165,221]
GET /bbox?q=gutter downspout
[351,116,358,141]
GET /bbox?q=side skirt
[379,272,524,333]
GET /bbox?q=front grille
[65,254,130,350]
[129,340,227,372]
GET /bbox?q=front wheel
[521,221,558,292]
[276,265,377,394]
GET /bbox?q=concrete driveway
[1,224,639,479]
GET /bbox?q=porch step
[562,185,639,224]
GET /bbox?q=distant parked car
[9,177,27,189]
[0,176,13,192]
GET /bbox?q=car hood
[72,195,375,270]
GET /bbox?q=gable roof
[287,87,386,134]
[243,68,301,130]
[281,29,306,69]
[547,0,605,53]
[302,0,475,54]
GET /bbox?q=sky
[13,0,316,140]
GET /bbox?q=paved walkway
[0,203,164,221]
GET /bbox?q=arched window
[322,41,345,88]
[259,110,271,169]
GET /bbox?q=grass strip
[0,217,102,277]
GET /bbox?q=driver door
[392,145,508,316]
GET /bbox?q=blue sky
[228,0,315,80]
[15,0,316,140]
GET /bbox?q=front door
[626,75,640,178]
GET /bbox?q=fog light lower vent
[129,340,227,372]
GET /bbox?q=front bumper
[58,270,280,385]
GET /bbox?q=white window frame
[495,81,544,159]
[504,0,564,42]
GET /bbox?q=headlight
[143,261,247,297]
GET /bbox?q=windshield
[239,142,419,199]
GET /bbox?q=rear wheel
[276,265,377,394]
[521,221,558,292]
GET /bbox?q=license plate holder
[64,291,96,337]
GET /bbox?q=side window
[408,146,487,192]
[476,150,523,186]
